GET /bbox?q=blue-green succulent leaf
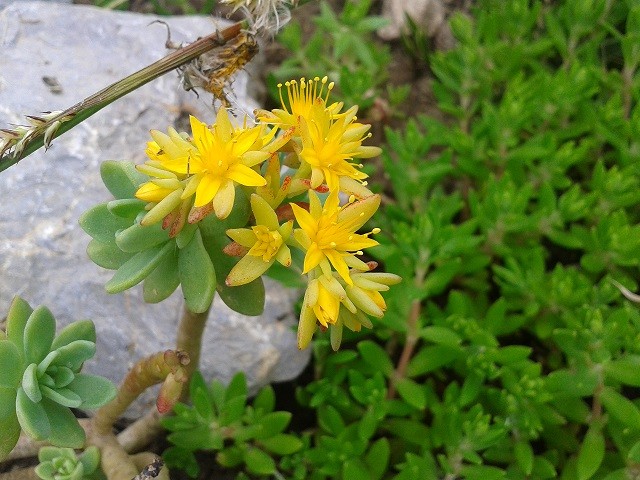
[0,388,20,461]
[16,387,51,440]
[67,374,117,409]
[41,398,85,448]
[52,341,96,372]
[24,306,56,365]
[78,446,101,474]
[41,385,82,409]
[52,367,75,389]
[22,363,43,403]
[51,320,96,351]
[0,341,23,388]
[6,296,33,356]
[37,351,60,377]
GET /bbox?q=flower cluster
[134,76,400,349]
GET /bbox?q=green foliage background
[161,0,640,478]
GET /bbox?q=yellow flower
[256,76,343,133]
[298,103,380,194]
[160,108,271,219]
[291,190,380,286]
[225,194,293,286]
[297,274,344,349]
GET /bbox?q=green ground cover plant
[2,0,640,478]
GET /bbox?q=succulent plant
[79,160,265,316]
[35,446,104,480]
[0,297,116,459]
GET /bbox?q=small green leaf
[406,345,461,377]
[357,340,394,376]
[100,160,146,199]
[67,374,116,409]
[115,222,171,253]
[253,385,275,413]
[6,296,33,355]
[225,372,248,403]
[420,326,462,346]
[358,409,378,441]
[16,387,51,440]
[79,203,132,244]
[52,340,96,372]
[220,396,247,425]
[605,356,640,387]
[384,419,429,446]
[318,405,345,435]
[244,447,276,475]
[343,458,371,480]
[51,320,96,350]
[0,389,20,461]
[192,385,213,421]
[24,306,56,365]
[254,412,292,439]
[143,247,180,303]
[86,239,134,270]
[175,222,199,249]
[178,230,216,314]
[216,277,265,316]
[577,426,604,480]
[459,465,505,480]
[514,441,534,475]
[78,445,101,474]
[40,386,82,408]
[107,198,145,218]
[22,363,42,403]
[259,434,303,455]
[396,378,427,409]
[41,398,86,448]
[628,440,640,462]
[0,341,22,388]
[365,438,390,480]
[601,387,640,431]
[105,241,174,294]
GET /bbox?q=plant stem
[388,263,428,399]
[0,22,244,172]
[176,305,211,382]
[92,350,189,436]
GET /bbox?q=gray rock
[0,1,309,418]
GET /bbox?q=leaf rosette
[0,297,116,459]
[35,446,103,480]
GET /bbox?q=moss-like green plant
[35,446,104,480]
[0,297,116,459]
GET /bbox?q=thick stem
[176,305,211,382]
[92,350,189,436]
[117,409,164,454]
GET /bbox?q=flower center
[249,225,283,261]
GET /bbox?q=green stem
[176,305,211,384]
[0,22,244,172]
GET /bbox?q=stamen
[372,228,381,234]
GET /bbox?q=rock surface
[0,1,309,417]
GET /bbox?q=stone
[0,1,310,418]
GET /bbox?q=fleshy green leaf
[395,378,427,409]
[24,306,56,365]
[604,356,640,387]
[79,203,132,244]
[514,441,534,475]
[107,198,146,218]
[365,438,390,480]
[52,340,96,372]
[357,341,394,376]
[259,434,303,455]
[78,446,101,474]
[343,459,371,480]
[41,398,86,448]
[105,241,175,294]
[0,388,20,461]
[100,160,147,199]
[216,276,265,316]
[0,341,22,388]
[178,229,216,314]
[601,387,640,431]
[143,247,180,304]
[115,221,171,253]
[86,239,134,270]
[253,385,275,414]
[244,447,276,475]
[22,363,42,403]
[41,385,82,408]
[6,296,33,355]
[51,320,96,351]
[254,412,292,439]
[406,345,462,377]
[16,387,51,440]
[67,373,116,409]
[577,426,604,480]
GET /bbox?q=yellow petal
[212,180,235,219]
[227,164,267,187]
[325,249,352,285]
[226,228,258,248]
[215,107,233,141]
[303,243,324,274]
[226,254,273,286]
[194,174,222,207]
[251,194,279,230]
[291,203,317,237]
